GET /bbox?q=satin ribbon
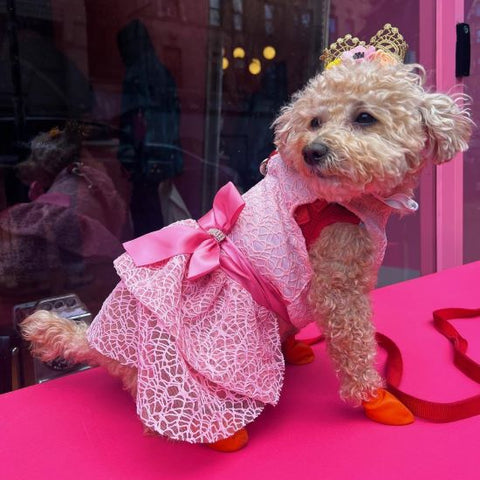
[123,182,290,321]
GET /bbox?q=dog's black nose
[302,142,330,165]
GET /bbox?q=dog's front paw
[363,389,414,425]
[281,336,315,365]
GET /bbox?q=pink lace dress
[87,154,395,443]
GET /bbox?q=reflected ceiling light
[233,47,246,58]
[249,58,261,75]
[222,57,229,70]
[263,46,276,60]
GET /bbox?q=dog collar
[260,155,418,214]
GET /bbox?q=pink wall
[464,1,480,263]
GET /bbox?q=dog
[21,25,472,452]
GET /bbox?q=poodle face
[274,60,472,202]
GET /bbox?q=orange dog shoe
[282,335,315,365]
[207,428,249,452]
[363,389,415,425]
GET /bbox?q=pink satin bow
[123,182,290,322]
[124,182,245,280]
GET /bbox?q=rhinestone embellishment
[208,228,226,243]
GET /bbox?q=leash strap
[378,307,480,422]
[303,308,480,422]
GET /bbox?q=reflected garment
[87,153,394,443]
[0,160,131,287]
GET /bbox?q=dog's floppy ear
[272,105,294,150]
[420,92,473,164]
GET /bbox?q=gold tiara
[320,23,408,68]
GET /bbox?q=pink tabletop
[1,261,480,480]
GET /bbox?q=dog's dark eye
[310,117,321,129]
[354,112,377,126]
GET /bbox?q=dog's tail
[20,310,97,365]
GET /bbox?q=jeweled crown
[369,24,408,63]
[320,34,366,66]
[320,23,408,68]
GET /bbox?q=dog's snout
[302,142,330,166]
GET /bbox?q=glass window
[264,3,274,35]
[0,0,330,344]
[2,0,463,382]
[209,0,221,26]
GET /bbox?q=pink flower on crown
[341,45,376,62]
[369,49,398,65]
